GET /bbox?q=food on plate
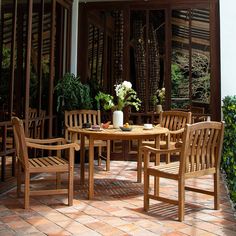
[101,121,111,129]
[91,124,100,130]
[123,123,130,128]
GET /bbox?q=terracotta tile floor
[0,161,235,236]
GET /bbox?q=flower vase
[156,104,163,114]
[113,110,124,128]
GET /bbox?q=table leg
[154,135,160,196]
[88,137,94,199]
[80,134,85,184]
[137,139,142,183]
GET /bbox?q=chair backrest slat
[12,117,29,169]
[65,110,101,141]
[180,121,224,176]
[159,110,192,142]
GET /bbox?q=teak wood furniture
[68,125,169,199]
[142,110,192,163]
[141,121,224,221]
[65,110,111,171]
[12,117,79,209]
[0,121,16,181]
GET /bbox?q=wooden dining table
[68,125,169,199]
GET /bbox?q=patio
[0,160,235,236]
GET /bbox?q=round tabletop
[68,125,169,140]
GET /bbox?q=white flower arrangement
[95,81,141,111]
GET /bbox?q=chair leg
[214,172,220,210]
[98,146,102,166]
[68,169,74,206]
[178,178,185,222]
[68,149,74,206]
[12,152,17,177]
[154,154,160,196]
[106,140,110,171]
[24,171,30,209]
[166,153,170,164]
[1,156,6,181]
[17,161,22,197]
[56,173,61,189]
[144,172,150,211]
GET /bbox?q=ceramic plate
[120,126,132,131]
[87,128,103,131]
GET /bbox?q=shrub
[222,95,236,205]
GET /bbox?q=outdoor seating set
[10,109,224,221]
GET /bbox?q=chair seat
[142,140,179,149]
[28,156,69,173]
[72,139,107,147]
[148,161,180,178]
[148,161,216,179]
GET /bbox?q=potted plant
[152,87,165,114]
[55,73,93,112]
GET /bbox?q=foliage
[171,63,184,98]
[222,95,236,205]
[173,51,209,77]
[95,81,141,111]
[88,77,103,110]
[192,74,210,103]
[0,47,11,105]
[55,73,93,112]
[171,50,210,104]
[2,46,11,68]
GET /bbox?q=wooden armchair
[65,110,111,171]
[28,108,38,138]
[141,121,224,221]
[0,121,16,181]
[142,110,192,163]
[12,117,79,209]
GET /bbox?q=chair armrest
[26,142,80,151]
[141,145,181,155]
[169,128,184,135]
[25,137,66,144]
[141,145,181,170]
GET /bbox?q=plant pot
[156,104,163,114]
[113,110,124,128]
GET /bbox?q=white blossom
[122,81,132,89]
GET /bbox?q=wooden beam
[172,17,209,31]
[172,35,209,46]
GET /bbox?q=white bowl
[144,124,152,129]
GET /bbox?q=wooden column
[123,8,130,82]
[210,0,221,121]
[25,0,33,135]
[48,0,56,137]
[37,0,44,112]
[0,5,3,81]
[16,5,24,117]
[165,7,171,110]
[9,0,17,118]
